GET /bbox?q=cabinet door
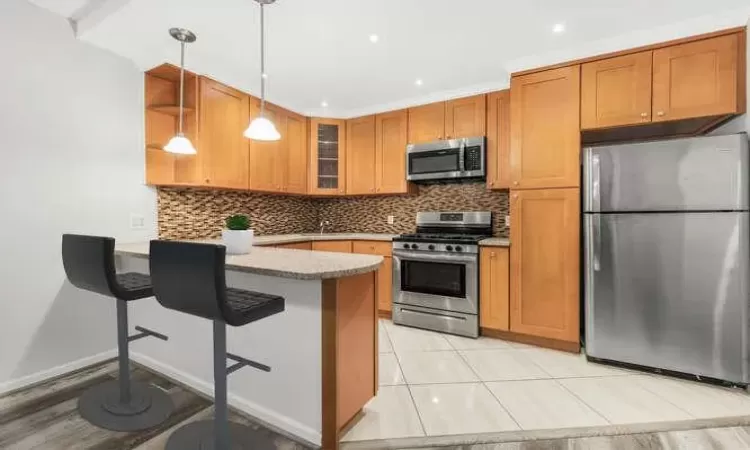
[276,242,312,250]
[312,241,352,253]
[653,34,741,122]
[480,247,510,331]
[375,110,408,194]
[346,115,377,195]
[286,113,308,195]
[445,94,486,139]
[486,90,511,189]
[198,78,250,189]
[581,51,653,129]
[510,188,579,342]
[378,257,393,312]
[310,118,346,195]
[248,101,285,192]
[408,102,446,144]
[510,65,581,190]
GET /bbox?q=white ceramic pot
[221,229,254,255]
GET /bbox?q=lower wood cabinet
[275,242,312,250]
[312,240,353,253]
[479,247,509,331]
[352,241,393,313]
[509,188,579,343]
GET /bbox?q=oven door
[392,249,478,315]
[407,141,463,181]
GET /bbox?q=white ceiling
[28,0,750,118]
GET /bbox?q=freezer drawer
[584,133,749,212]
[584,212,749,383]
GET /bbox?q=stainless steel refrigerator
[583,133,750,384]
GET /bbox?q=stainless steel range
[392,211,492,338]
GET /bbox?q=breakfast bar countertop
[253,233,398,245]
[479,237,511,247]
[115,241,383,280]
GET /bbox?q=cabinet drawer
[275,242,312,250]
[352,241,392,257]
[312,240,352,253]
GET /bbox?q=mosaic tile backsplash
[158,183,509,240]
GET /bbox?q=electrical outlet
[130,214,145,229]
[505,214,510,228]
[387,215,395,225]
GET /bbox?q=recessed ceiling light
[369,34,379,43]
[261,72,268,79]
[415,79,423,86]
[321,100,328,107]
[553,23,565,33]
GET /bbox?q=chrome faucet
[319,220,331,234]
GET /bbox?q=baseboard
[0,349,117,396]
[480,328,580,353]
[130,352,321,447]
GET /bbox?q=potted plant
[222,214,254,254]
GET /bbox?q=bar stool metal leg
[77,300,174,431]
[165,321,276,450]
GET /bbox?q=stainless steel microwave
[406,137,486,182]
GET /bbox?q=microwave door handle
[459,140,466,172]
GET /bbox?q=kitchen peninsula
[114,242,383,448]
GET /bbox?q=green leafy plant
[225,214,251,231]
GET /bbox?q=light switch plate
[130,214,145,229]
[505,214,510,228]
[387,215,395,225]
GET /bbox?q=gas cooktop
[392,233,489,244]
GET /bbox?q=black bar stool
[149,240,285,450]
[61,234,174,431]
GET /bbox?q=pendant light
[244,0,281,141]
[164,28,198,155]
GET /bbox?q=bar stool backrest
[62,234,118,298]
[149,240,229,322]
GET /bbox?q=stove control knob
[411,244,419,250]
[455,246,463,252]
[446,245,454,251]
[428,244,435,251]
[403,243,410,249]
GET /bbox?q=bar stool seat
[225,288,285,326]
[116,273,153,299]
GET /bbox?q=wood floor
[0,360,312,450]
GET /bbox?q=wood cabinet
[310,118,346,195]
[480,247,510,331]
[486,90,511,190]
[510,65,581,190]
[312,240,353,253]
[581,51,653,129]
[285,113,309,195]
[275,242,312,250]
[352,241,393,313]
[198,78,250,189]
[408,95,487,144]
[346,116,377,195]
[445,94,486,139]
[509,188,579,343]
[248,102,285,192]
[653,33,743,122]
[375,110,409,194]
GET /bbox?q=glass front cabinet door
[310,118,346,195]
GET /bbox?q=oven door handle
[392,249,477,264]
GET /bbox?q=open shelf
[147,105,195,116]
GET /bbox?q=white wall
[0,0,157,389]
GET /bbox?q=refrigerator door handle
[593,214,601,271]
[591,154,601,212]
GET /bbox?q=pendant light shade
[244,117,281,141]
[164,28,198,154]
[246,0,280,142]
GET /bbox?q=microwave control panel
[465,146,483,171]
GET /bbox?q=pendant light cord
[259,2,266,117]
[178,40,186,135]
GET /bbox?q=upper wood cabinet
[653,33,743,122]
[285,113,308,195]
[375,110,409,194]
[445,94,486,139]
[198,78,250,190]
[408,102,446,144]
[581,51,653,129]
[486,90,511,190]
[248,101,285,193]
[510,65,581,190]
[346,115,377,195]
[480,247,510,331]
[510,188,579,343]
[310,118,346,195]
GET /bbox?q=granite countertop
[479,237,511,247]
[253,233,397,245]
[115,241,383,281]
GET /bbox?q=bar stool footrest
[165,419,276,450]
[78,380,173,431]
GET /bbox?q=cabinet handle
[376,188,380,192]
[512,193,519,199]
[656,111,665,117]
[446,135,452,139]
[640,112,648,118]
[513,181,519,186]
[490,252,496,258]
[205,179,210,183]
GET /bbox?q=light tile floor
[341,319,750,442]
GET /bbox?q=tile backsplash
[158,183,509,240]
